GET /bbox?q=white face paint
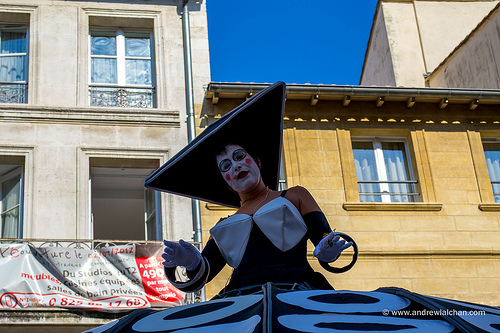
[216,144,262,194]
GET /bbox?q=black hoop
[319,232,358,274]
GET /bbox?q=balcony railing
[90,86,155,108]
[358,180,419,202]
[0,238,163,249]
[0,83,27,104]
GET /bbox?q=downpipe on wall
[182,0,203,245]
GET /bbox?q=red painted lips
[237,171,248,179]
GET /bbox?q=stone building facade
[361,0,500,87]
[3,0,499,330]
[194,0,500,309]
[202,83,500,307]
[190,0,500,308]
[427,2,500,89]
[0,0,210,331]
[0,0,211,243]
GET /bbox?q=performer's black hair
[215,142,261,167]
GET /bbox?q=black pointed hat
[144,81,286,208]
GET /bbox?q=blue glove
[313,232,353,263]
[162,239,202,271]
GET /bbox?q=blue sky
[206,0,379,86]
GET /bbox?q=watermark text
[383,308,486,317]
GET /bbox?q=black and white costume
[165,189,335,295]
[146,82,357,298]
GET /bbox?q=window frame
[0,166,24,238]
[468,130,500,210]
[337,128,441,211]
[351,136,418,203]
[89,162,160,241]
[76,148,169,240]
[480,138,500,203]
[88,28,156,108]
[0,24,29,104]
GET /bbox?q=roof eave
[205,82,500,108]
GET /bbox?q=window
[89,29,154,108]
[0,165,23,238]
[145,188,161,241]
[89,158,161,241]
[0,25,28,104]
[482,140,500,203]
[352,138,418,203]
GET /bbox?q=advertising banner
[0,243,183,310]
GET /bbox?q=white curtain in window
[125,36,151,86]
[353,142,380,202]
[383,142,410,203]
[91,35,117,84]
[91,58,117,84]
[125,37,150,57]
[91,35,116,56]
[125,59,151,85]
[0,56,25,82]
[1,175,20,238]
[0,30,27,82]
[1,31,27,54]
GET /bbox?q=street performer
[144,82,357,297]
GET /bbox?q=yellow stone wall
[198,99,500,306]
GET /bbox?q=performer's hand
[162,239,201,271]
[313,232,352,263]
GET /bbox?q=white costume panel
[210,197,307,268]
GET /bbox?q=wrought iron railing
[357,180,419,202]
[0,238,162,249]
[89,86,155,108]
[0,83,27,104]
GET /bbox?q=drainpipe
[182,0,203,244]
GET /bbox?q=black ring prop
[319,232,358,274]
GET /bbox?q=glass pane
[483,142,500,202]
[1,206,19,238]
[145,189,161,240]
[91,35,116,56]
[146,216,156,241]
[145,189,155,217]
[125,36,150,57]
[91,58,117,84]
[126,59,152,85]
[1,30,27,54]
[1,174,20,238]
[381,141,411,202]
[1,175,20,213]
[0,55,25,82]
[352,141,381,202]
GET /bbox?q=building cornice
[205,82,500,109]
[0,105,180,127]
